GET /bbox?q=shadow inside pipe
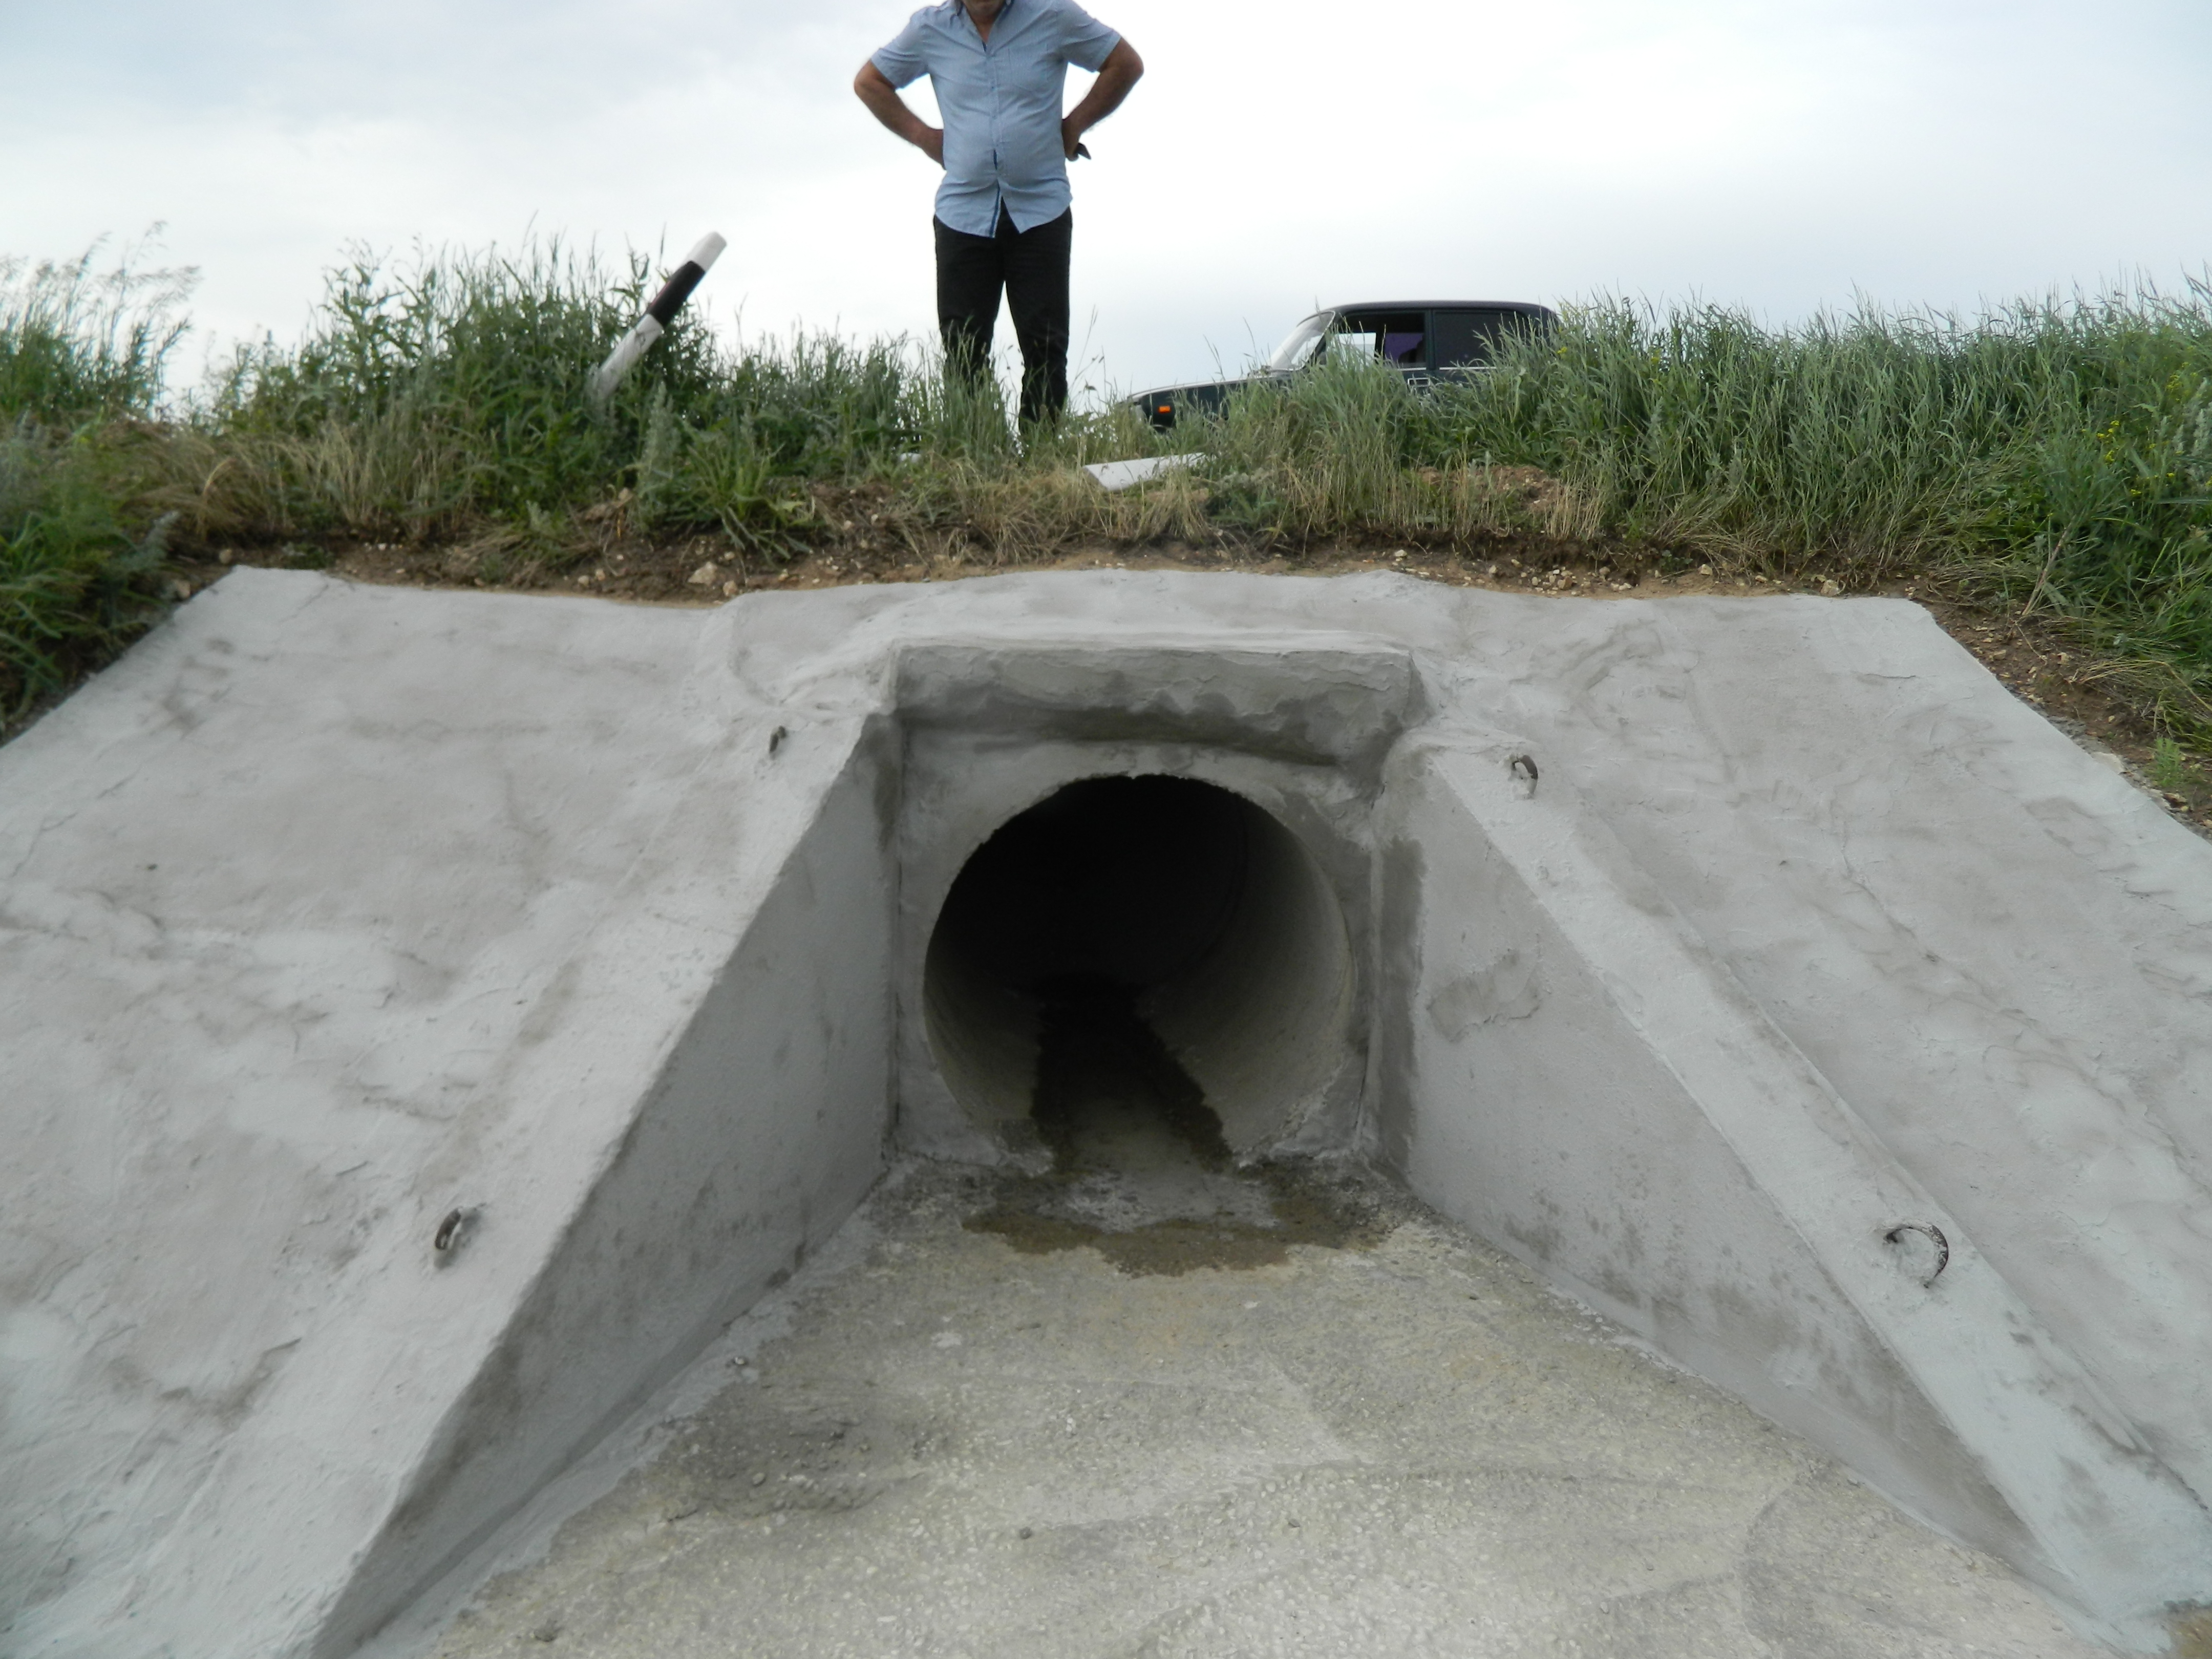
[964,974,1385,1276]
[1029,973,1231,1176]
[925,773,1357,1162]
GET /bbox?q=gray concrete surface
[3,568,2209,1655]
[376,1160,2109,1659]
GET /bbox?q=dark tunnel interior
[923,775,1354,1158]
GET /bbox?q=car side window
[1431,309,1541,370]
[1327,311,1426,368]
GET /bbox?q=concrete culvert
[17,573,2212,1653]
[922,775,1354,1156]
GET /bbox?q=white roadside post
[588,232,728,407]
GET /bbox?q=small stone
[688,562,719,587]
[217,548,236,566]
[169,579,194,601]
[530,1622,561,1644]
[1018,1526,1034,1539]
[750,1471,766,1486]
[1820,579,1843,597]
[722,581,739,598]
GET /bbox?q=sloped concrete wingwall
[315,728,901,1654]
[0,576,731,1657]
[1375,729,2212,1648]
[1537,594,2212,1542]
[0,575,902,1659]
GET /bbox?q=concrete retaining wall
[1376,730,2211,1636]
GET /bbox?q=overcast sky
[7,0,2210,398]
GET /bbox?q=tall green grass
[194,241,952,544]
[2,248,193,718]
[1428,287,2212,720]
[0,247,193,424]
[166,239,1162,558]
[7,235,2212,732]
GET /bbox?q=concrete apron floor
[392,1155,2100,1659]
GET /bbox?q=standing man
[856,1,1143,426]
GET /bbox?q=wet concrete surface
[964,979,1387,1277]
[400,1004,2106,1659]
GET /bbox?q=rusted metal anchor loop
[1883,1222,1949,1288]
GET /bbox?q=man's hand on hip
[854,60,947,167]
[1060,39,1144,161]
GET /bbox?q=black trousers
[934,205,1073,424]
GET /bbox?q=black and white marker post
[587,231,728,407]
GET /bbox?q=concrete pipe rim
[920,773,1356,1160]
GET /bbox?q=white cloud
[5,0,2209,397]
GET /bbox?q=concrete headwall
[887,635,1407,1160]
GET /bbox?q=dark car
[1132,300,1558,431]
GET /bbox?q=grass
[4,238,2211,737]
[2152,736,2193,794]
[2,246,193,717]
[1439,289,2212,727]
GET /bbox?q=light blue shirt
[873,0,1122,236]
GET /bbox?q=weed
[2151,736,2193,794]
[1,242,194,427]
[0,421,173,715]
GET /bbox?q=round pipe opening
[923,775,1354,1155]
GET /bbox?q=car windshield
[1266,312,1331,373]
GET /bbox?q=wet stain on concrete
[964,1161,1394,1276]
[964,976,1394,1274]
